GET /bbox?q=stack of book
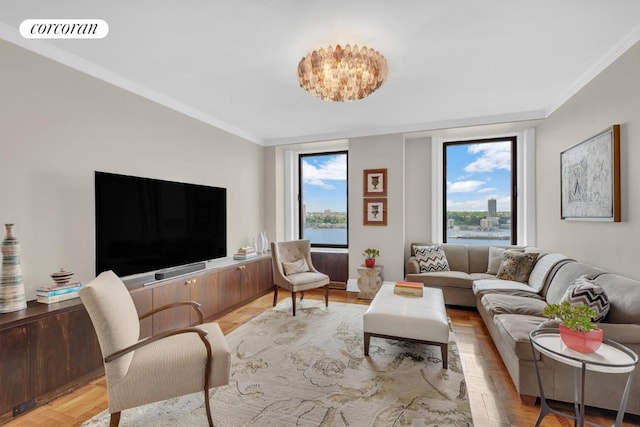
[233,246,258,260]
[393,281,424,297]
[36,282,84,304]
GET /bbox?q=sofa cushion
[414,244,450,272]
[486,246,508,274]
[496,250,539,282]
[593,273,640,324]
[481,294,548,317]
[527,253,571,293]
[493,314,546,361]
[467,245,491,273]
[562,276,610,322]
[469,272,495,281]
[405,271,473,289]
[545,262,607,305]
[473,278,541,299]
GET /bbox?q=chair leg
[272,285,278,307]
[109,412,121,427]
[204,388,213,427]
[324,284,329,308]
[291,291,296,316]
[300,291,304,301]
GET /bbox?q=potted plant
[363,248,380,268]
[543,301,603,353]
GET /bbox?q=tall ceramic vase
[0,224,27,313]
[257,231,268,253]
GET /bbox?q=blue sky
[446,141,512,212]
[300,143,511,213]
[301,154,347,212]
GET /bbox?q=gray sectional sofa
[405,243,640,415]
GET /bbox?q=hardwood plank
[5,289,640,427]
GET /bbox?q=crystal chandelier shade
[297,44,388,102]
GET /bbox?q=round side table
[356,264,383,299]
[529,328,638,427]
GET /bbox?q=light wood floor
[6,289,640,427]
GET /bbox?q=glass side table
[529,328,638,427]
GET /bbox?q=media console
[0,254,273,425]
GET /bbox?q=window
[443,137,517,245]
[298,151,348,247]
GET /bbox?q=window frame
[442,136,518,245]
[297,150,349,248]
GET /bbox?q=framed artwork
[363,198,387,226]
[561,124,621,222]
[363,168,387,197]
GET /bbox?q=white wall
[0,40,265,298]
[404,137,432,260]
[348,134,405,282]
[536,41,640,278]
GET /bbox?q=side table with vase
[529,328,638,427]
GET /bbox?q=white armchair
[271,239,330,316]
[79,270,231,426]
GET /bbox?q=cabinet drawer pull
[184,279,197,285]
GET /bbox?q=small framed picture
[363,168,387,197]
[363,198,387,226]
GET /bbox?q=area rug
[82,299,473,426]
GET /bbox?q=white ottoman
[363,283,450,368]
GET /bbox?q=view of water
[447,229,512,246]
[303,227,347,245]
[302,228,512,246]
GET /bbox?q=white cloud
[447,180,485,193]
[302,156,346,189]
[477,187,497,193]
[465,141,511,173]
[448,195,511,211]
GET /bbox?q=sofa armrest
[598,323,640,344]
[407,257,420,274]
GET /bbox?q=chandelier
[297,44,388,102]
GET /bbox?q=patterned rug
[82,299,473,426]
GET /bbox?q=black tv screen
[95,171,227,277]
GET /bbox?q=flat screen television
[95,171,227,277]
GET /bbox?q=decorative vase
[365,258,376,268]
[257,231,268,253]
[559,323,603,353]
[0,224,27,313]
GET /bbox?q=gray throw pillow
[486,247,505,274]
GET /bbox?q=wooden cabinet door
[218,266,242,311]
[258,257,274,293]
[0,325,29,415]
[240,261,259,302]
[29,309,102,397]
[152,278,191,334]
[190,271,219,323]
[130,288,153,339]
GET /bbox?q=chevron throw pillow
[414,244,450,272]
[562,276,610,322]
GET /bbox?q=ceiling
[1,1,640,146]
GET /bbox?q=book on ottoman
[394,281,424,297]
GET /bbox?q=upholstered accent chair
[271,239,330,316]
[79,271,231,427]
